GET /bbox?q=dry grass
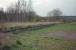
[3,22,60,28]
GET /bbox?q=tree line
[0,0,64,23]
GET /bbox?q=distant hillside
[63,16,76,22]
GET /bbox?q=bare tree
[6,0,27,22]
[6,0,38,22]
[48,9,63,17]
[48,9,64,21]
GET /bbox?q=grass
[40,23,76,32]
[9,23,76,50]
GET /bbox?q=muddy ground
[48,32,76,40]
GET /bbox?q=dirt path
[48,32,76,40]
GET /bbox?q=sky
[0,0,76,16]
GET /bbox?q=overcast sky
[0,0,76,16]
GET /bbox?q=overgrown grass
[11,23,76,50]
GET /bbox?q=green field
[10,23,76,50]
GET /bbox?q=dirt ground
[48,32,76,40]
